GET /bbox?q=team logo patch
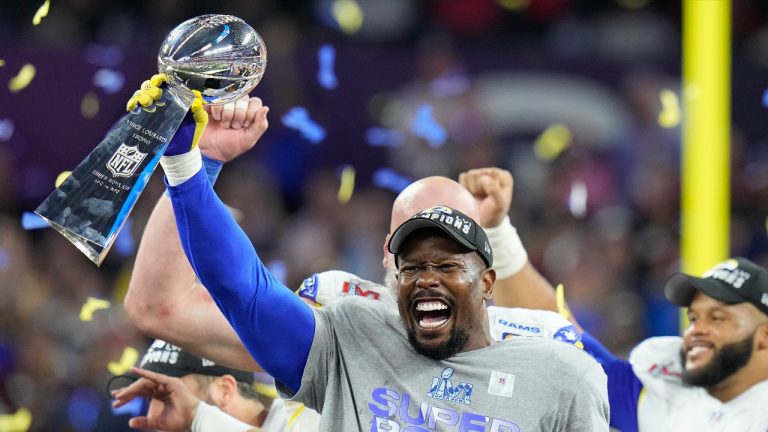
[426,367,473,405]
[297,274,319,301]
[488,370,515,398]
[107,143,147,178]
[553,325,581,344]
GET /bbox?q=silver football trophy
[35,15,267,265]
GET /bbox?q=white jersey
[297,270,582,346]
[630,336,768,431]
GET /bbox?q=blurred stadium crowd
[2,0,768,430]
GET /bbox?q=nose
[685,319,710,338]
[415,265,440,288]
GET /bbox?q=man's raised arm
[124,79,274,371]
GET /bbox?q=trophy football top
[158,14,267,105]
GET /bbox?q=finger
[131,367,176,385]
[208,104,223,121]
[128,417,151,429]
[242,97,264,129]
[244,107,269,142]
[481,176,506,208]
[230,97,250,129]
[220,102,236,128]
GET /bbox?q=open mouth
[686,341,715,361]
[413,299,452,330]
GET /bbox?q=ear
[209,375,238,409]
[382,233,392,269]
[756,322,768,351]
[481,268,495,301]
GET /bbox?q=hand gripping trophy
[35,15,266,265]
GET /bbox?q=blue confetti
[317,44,338,90]
[410,104,448,148]
[111,396,145,417]
[92,69,125,94]
[68,387,101,432]
[0,248,9,270]
[214,25,231,44]
[372,168,413,193]
[83,44,124,67]
[763,88,768,108]
[281,107,327,144]
[114,218,135,256]
[365,127,405,147]
[21,211,50,230]
[267,260,287,284]
[0,118,14,142]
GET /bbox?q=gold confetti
[497,0,529,10]
[0,59,5,67]
[108,347,139,376]
[332,0,363,34]
[658,88,681,128]
[533,123,572,161]
[81,92,100,118]
[32,0,50,25]
[0,408,31,432]
[337,165,355,204]
[8,64,36,93]
[555,284,570,320]
[79,296,111,321]
[54,171,71,188]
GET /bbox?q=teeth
[416,301,448,312]
[419,317,448,328]
[689,346,711,355]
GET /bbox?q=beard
[406,323,469,361]
[680,332,754,388]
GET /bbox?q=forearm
[492,262,558,311]
[126,194,261,370]
[167,169,314,391]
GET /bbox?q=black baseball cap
[664,257,768,316]
[137,340,254,383]
[388,205,493,268]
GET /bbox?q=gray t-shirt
[279,297,609,431]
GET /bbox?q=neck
[464,307,494,352]
[230,398,267,426]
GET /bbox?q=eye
[399,265,420,277]
[438,263,458,273]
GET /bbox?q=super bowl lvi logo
[107,143,147,178]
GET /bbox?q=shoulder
[487,306,582,345]
[629,336,684,388]
[296,270,395,306]
[501,336,602,376]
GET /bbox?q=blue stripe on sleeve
[581,331,643,432]
[167,169,314,393]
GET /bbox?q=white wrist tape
[160,147,203,186]
[485,215,528,279]
[191,401,253,432]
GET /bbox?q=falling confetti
[21,212,50,230]
[267,260,287,284]
[93,68,125,94]
[107,347,139,375]
[8,64,36,93]
[32,0,50,25]
[534,123,572,161]
[555,284,570,319]
[111,397,144,417]
[0,118,14,141]
[337,165,355,203]
[55,171,72,188]
[332,0,364,34]
[567,180,588,218]
[497,0,530,11]
[372,168,412,193]
[0,59,5,67]
[0,408,31,432]
[365,127,404,147]
[114,218,135,256]
[411,104,447,148]
[658,88,681,128]
[81,92,99,118]
[79,297,111,321]
[317,44,338,90]
[281,107,326,144]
